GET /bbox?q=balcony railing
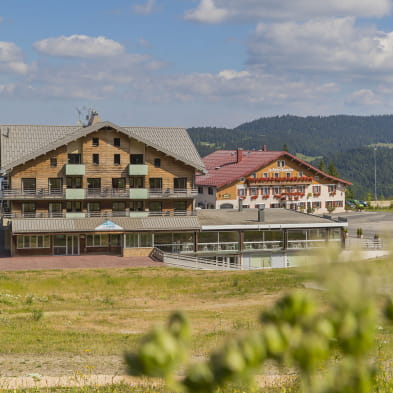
[2,210,197,219]
[149,188,198,198]
[1,188,198,200]
[0,189,65,199]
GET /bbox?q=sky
[1,0,393,127]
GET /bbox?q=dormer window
[277,160,285,167]
[114,137,121,147]
[92,137,99,147]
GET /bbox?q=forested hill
[188,115,393,158]
[187,115,393,199]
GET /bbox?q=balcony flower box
[263,195,269,199]
[251,195,258,200]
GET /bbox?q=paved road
[333,211,393,238]
[0,254,163,271]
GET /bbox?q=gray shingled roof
[0,121,205,172]
[11,216,201,233]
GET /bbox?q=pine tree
[282,143,289,152]
[318,159,326,173]
[328,161,339,177]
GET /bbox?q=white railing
[149,188,198,198]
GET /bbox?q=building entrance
[53,235,80,255]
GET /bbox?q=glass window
[130,201,144,211]
[114,138,121,147]
[88,202,100,212]
[22,202,35,213]
[92,154,99,165]
[87,178,101,189]
[198,186,203,194]
[274,173,279,178]
[125,233,138,248]
[149,178,162,190]
[22,178,36,191]
[130,177,144,188]
[286,172,291,178]
[86,234,108,247]
[68,154,81,164]
[66,177,82,189]
[313,185,321,194]
[112,178,126,189]
[219,232,239,242]
[154,232,173,245]
[149,201,162,211]
[174,177,187,190]
[199,232,218,243]
[49,203,62,217]
[111,234,121,246]
[17,235,50,249]
[208,187,214,195]
[50,158,57,167]
[112,202,126,211]
[140,233,153,247]
[48,178,62,192]
[130,154,144,164]
[154,158,161,167]
[92,137,99,147]
[66,201,82,212]
[174,201,187,211]
[114,154,121,165]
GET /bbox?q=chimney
[237,148,244,163]
[261,145,267,152]
[258,204,265,222]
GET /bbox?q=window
[87,178,101,189]
[21,178,36,192]
[86,234,109,247]
[92,137,99,147]
[130,177,144,188]
[17,235,50,249]
[112,178,126,189]
[49,203,62,217]
[66,201,82,212]
[68,154,81,164]
[312,201,321,208]
[92,154,99,165]
[66,176,82,189]
[251,173,256,178]
[198,186,203,194]
[48,178,62,193]
[298,185,305,193]
[149,201,162,212]
[314,176,319,180]
[114,137,121,147]
[312,185,321,194]
[22,202,36,217]
[286,172,291,178]
[174,201,187,211]
[274,173,279,178]
[263,173,268,178]
[154,158,161,168]
[50,158,57,167]
[87,202,100,212]
[262,187,269,195]
[114,154,121,165]
[208,186,214,195]
[149,178,162,190]
[130,154,144,164]
[174,177,187,190]
[130,201,144,212]
[250,187,257,196]
[273,187,279,195]
[238,188,245,196]
[299,171,304,177]
[112,202,126,211]
[277,160,285,167]
[328,184,337,193]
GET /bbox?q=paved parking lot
[333,211,393,238]
[0,254,163,271]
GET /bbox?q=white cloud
[0,41,29,74]
[132,0,157,14]
[138,38,151,48]
[248,17,393,75]
[347,89,381,105]
[0,16,4,23]
[184,0,229,23]
[218,70,251,80]
[185,0,391,23]
[34,35,125,58]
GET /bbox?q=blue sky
[1,0,393,127]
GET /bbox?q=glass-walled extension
[243,230,283,251]
[287,228,341,249]
[197,232,239,252]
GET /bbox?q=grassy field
[0,259,392,391]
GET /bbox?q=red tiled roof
[195,150,352,188]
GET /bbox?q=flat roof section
[196,208,347,230]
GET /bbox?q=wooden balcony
[1,188,199,200]
[246,176,313,185]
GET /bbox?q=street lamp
[373,147,377,201]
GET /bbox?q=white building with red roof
[196,147,351,214]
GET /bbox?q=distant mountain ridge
[187,115,393,199]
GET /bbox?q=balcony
[148,188,198,199]
[3,210,197,219]
[66,189,85,199]
[87,188,128,199]
[129,188,148,199]
[129,164,148,176]
[0,189,65,200]
[246,176,313,185]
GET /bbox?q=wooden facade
[3,127,197,219]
